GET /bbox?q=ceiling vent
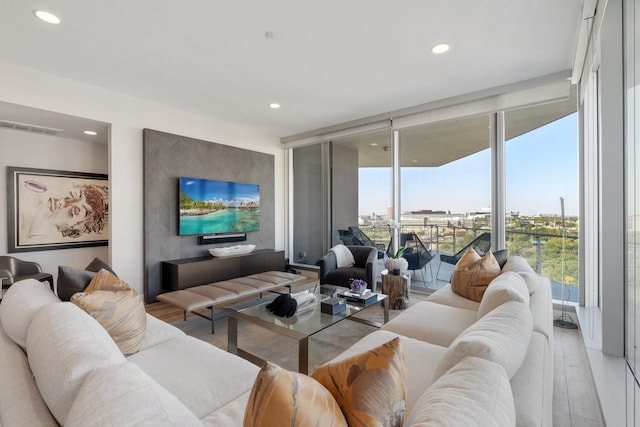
[0,120,63,135]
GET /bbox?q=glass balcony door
[397,115,492,289]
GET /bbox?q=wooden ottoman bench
[157,271,307,333]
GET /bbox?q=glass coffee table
[228,287,388,374]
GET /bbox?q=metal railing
[360,222,580,293]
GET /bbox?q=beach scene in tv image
[179,177,260,235]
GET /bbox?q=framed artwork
[7,167,109,252]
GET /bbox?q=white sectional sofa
[329,255,554,426]
[0,279,259,426]
[0,255,551,426]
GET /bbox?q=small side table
[381,270,410,309]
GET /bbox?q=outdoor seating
[435,232,491,281]
[400,232,435,283]
[348,226,387,259]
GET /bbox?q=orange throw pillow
[311,337,407,427]
[243,362,347,427]
[451,248,500,302]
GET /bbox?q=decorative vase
[384,257,408,273]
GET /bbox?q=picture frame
[7,166,109,252]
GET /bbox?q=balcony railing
[360,221,579,302]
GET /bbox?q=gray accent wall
[143,129,275,302]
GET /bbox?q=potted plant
[384,247,408,273]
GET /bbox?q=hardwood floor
[146,290,605,426]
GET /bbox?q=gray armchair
[0,256,54,293]
[318,245,378,290]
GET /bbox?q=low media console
[161,249,285,291]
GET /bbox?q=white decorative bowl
[208,244,256,258]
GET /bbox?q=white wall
[0,60,284,295]
[0,129,109,285]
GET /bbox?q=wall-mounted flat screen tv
[179,177,260,235]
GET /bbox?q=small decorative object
[384,247,408,273]
[266,293,297,318]
[321,297,346,314]
[208,244,256,257]
[350,278,368,294]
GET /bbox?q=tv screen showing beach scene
[179,177,260,235]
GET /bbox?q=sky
[358,113,578,217]
[181,177,260,205]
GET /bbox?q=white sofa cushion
[66,362,203,427]
[0,279,60,348]
[138,313,186,351]
[502,256,540,293]
[128,334,259,420]
[201,392,252,426]
[510,331,553,427]
[405,356,515,426]
[26,302,126,425]
[382,301,477,347]
[0,320,57,427]
[425,284,481,311]
[477,271,530,319]
[433,301,533,381]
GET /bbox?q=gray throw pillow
[56,266,96,301]
[85,258,117,276]
[493,249,509,269]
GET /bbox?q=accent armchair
[0,256,54,294]
[318,245,378,290]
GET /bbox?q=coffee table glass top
[233,287,387,337]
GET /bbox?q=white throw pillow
[477,272,530,319]
[66,362,203,426]
[0,279,60,348]
[405,356,516,426]
[26,302,126,425]
[502,256,539,293]
[433,301,532,381]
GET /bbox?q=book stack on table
[338,289,378,304]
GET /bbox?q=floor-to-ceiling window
[397,115,492,288]
[287,81,578,301]
[505,97,579,302]
[292,143,323,265]
[332,129,393,250]
[625,0,640,418]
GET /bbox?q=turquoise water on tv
[179,208,260,235]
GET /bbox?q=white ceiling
[0,0,583,139]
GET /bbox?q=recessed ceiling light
[431,43,450,54]
[83,130,97,136]
[370,143,378,146]
[34,10,61,24]
[269,103,281,109]
[412,159,418,163]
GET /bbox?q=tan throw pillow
[311,337,407,427]
[451,248,501,302]
[71,270,146,355]
[243,362,347,427]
